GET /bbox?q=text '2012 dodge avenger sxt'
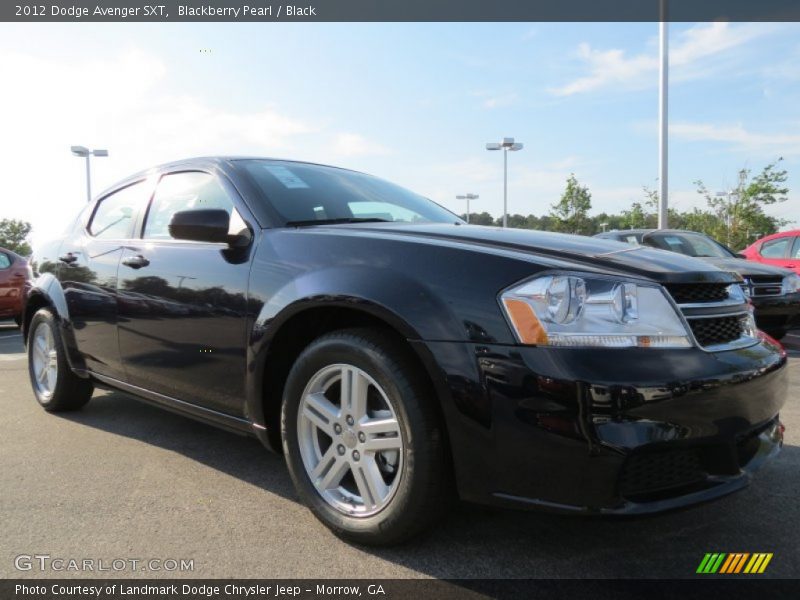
[24,158,787,545]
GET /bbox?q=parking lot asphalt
[1,320,799,580]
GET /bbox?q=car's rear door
[785,237,800,274]
[59,181,151,379]
[116,168,253,416]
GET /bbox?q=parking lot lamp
[486,137,523,228]
[456,194,480,223]
[71,146,109,203]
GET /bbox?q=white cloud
[550,23,770,96]
[671,121,800,156]
[332,133,390,157]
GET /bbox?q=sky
[1,21,799,244]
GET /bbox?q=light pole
[657,0,669,229]
[715,189,739,246]
[71,146,109,202]
[486,137,523,228]
[456,193,479,223]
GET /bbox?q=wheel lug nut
[333,424,342,434]
[337,445,345,455]
[352,450,360,461]
[358,432,366,443]
[346,415,354,426]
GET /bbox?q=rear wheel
[281,328,450,545]
[27,308,93,412]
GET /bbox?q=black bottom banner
[2,579,799,600]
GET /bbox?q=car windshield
[236,159,459,226]
[645,232,734,258]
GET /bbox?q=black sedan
[595,229,800,340]
[24,158,786,545]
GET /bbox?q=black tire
[281,328,450,546]
[764,329,788,341]
[27,308,93,412]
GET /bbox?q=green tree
[0,219,33,256]
[467,211,495,226]
[550,174,592,234]
[694,159,790,250]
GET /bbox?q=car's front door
[754,236,794,269]
[59,181,150,379]
[116,169,253,416]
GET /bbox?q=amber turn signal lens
[502,298,548,345]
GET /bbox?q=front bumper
[416,337,788,514]
[752,291,800,332]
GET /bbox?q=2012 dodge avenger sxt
[23,158,787,545]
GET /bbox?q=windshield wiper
[284,217,391,227]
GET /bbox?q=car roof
[94,156,367,200]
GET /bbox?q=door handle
[58,252,79,264]
[121,255,150,269]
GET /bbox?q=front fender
[244,265,463,441]
[253,265,461,342]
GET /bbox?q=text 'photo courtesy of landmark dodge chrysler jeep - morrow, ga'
[23,158,787,545]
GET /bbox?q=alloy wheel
[297,364,404,517]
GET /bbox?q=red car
[0,247,30,326]
[742,230,800,275]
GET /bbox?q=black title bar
[4,0,800,23]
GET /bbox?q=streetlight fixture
[456,193,479,223]
[486,137,523,228]
[71,146,109,202]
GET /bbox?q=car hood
[310,223,740,284]
[694,256,792,277]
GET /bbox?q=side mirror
[169,209,232,244]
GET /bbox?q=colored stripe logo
[697,553,773,574]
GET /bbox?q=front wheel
[281,328,450,545]
[27,308,93,412]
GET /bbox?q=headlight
[500,274,692,348]
[782,273,800,295]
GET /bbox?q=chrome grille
[687,315,745,347]
[742,275,783,297]
[665,283,729,304]
[665,282,756,351]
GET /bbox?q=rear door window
[0,253,11,269]
[89,182,147,239]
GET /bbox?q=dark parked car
[0,247,30,326]
[24,158,787,545]
[595,229,800,340]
